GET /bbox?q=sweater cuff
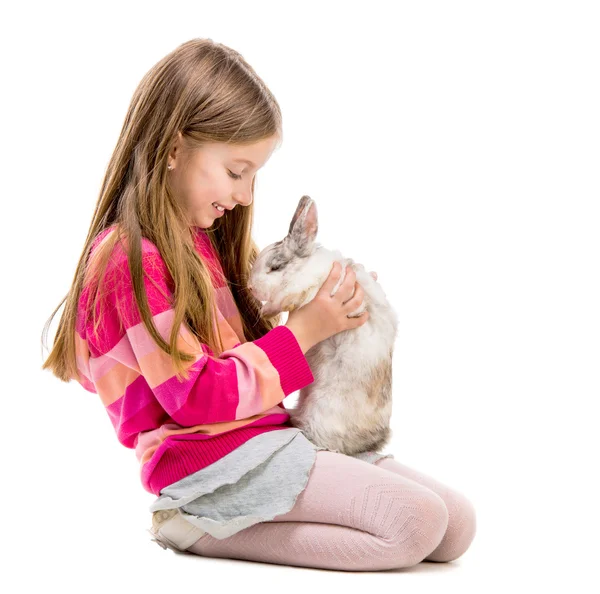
[253,325,314,395]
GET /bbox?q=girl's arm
[84,248,314,428]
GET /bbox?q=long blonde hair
[41,38,283,385]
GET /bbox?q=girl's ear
[288,195,318,256]
[168,130,185,165]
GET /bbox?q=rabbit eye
[269,264,282,272]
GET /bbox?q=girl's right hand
[285,261,370,354]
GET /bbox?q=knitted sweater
[73,225,314,495]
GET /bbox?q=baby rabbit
[248,195,399,456]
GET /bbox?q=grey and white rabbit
[248,195,399,456]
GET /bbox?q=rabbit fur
[248,195,398,456]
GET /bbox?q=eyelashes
[227,169,242,180]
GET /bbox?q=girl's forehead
[195,135,279,167]
[224,136,280,165]
[204,141,255,158]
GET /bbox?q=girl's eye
[228,169,242,180]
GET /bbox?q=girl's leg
[185,450,449,572]
[373,457,477,563]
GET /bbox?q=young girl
[42,38,476,572]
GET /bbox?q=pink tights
[185,451,477,571]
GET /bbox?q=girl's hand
[285,261,370,353]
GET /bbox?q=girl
[42,38,476,572]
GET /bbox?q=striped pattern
[74,225,314,495]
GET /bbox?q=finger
[343,282,364,310]
[320,261,342,296]
[340,265,357,293]
[340,269,358,303]
[329,264,356,302]
[348,309,370,326]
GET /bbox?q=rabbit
[248,195,399,456]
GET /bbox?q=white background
[3,0,599,591]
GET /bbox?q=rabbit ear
[288,195,318,256]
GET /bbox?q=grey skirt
[149,427,394,540]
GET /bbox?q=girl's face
[168,132,280,228]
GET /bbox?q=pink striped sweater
[74,225,314,495]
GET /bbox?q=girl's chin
[191,213,214,228]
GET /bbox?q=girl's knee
[379,487,450,568]
[426,491,476,563]
[416,490,450,556]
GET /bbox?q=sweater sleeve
[97,246,314,427]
